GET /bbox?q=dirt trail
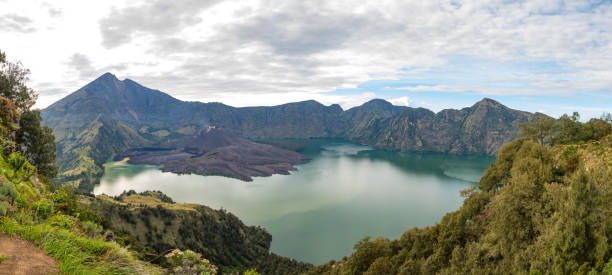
[0,234,59,275]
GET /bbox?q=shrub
[165,249,218,275]
[14,194,27,209]
[51,186,77,215]
[79,220,103,238]
[0,181,18,202]
[49,214,74,230]
[0,201,8,216]
[33,199,53,219]
[3,152,36,180]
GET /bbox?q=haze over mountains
[41,73,545,191]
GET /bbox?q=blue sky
[327,54,612,119]
[0,0,610,119]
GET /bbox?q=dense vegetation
[42,73,542,192]
[82,190,313,274]
[306,115,612,274]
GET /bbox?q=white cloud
[388,96,412,107]
[0,0,609,110]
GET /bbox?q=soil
[0,234,59,275]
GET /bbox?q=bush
[0,201,8,216]
[14,194,27,209]
[165,249,218,275]
[79,220,103,238]
[3,152,36,180]
[33,199,53,219]
[51,186,77,214]
[49,214,74,230]
[0,181,18,202]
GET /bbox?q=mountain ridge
[42,73,545,191]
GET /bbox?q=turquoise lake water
[94,139,494,265]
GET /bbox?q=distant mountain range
[42,73,546,191]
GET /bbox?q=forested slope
[306,115,612,275]
[82,190,313,274]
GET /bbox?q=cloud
[228,1,401,56]
[2,0,610,116]
[125,0,610,101]
[389,96,412,107]
[67,53,97,80]
[0,14,36,33]
[48,8,62,17]
[99,0,223,48]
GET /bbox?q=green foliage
[14,194,27,209]
[51,186,78,214]
[0,97,18,145]
[0,51,37,112]
[48,214,74,230]
[79,220,103,238]
[164,249,218,275]
[86,191,312,274]
[521,113,612,147]
[0,181,18,202]
[520,116,556,145]
[244,268,260,275]
[309,133,612,275]
[2,151,36,181]
[16,110,58,179]
[0,216,139,274]
[0,200,8,216]
[0,254,7,263]
[572,257,612,275]
[345,236,393,274]
[33,199,53,219]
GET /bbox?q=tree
[520,117,555,146]
[600,112,612,124]
[0,96,19,154]
[0,51,38,112]
[16,110,57,179]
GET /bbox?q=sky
[0,0,611,119]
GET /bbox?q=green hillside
[305,116,612,275]
[82,190,312,274]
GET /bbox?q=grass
[0,254,7,263]
[1,214,163,274]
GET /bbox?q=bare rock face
[119,126,308,181]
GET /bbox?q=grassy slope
[0,150,163,274]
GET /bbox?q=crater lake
[94,139,494,265]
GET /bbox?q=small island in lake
[117,126,309,181]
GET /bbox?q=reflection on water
[95,139,494,265]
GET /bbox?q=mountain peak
[363,99,392,107]
[473,98,503,108]
[94,72,119,82]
